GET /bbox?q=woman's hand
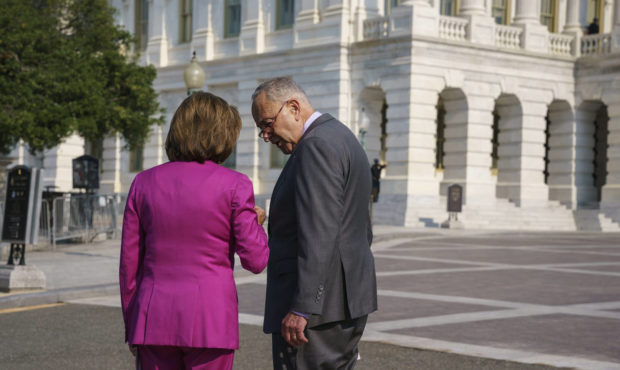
[128,344,137,357]
[254,206,266,226]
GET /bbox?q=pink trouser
[137,345,234,370]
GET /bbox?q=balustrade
[581,34,612,56]
[495,25,522,49]
[548,34,573,56]
[363,17,390,40]
[438,16,468,41]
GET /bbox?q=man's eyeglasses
[258,100,288,138]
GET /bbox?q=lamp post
[358,106,370,150]
[183,51,206,95]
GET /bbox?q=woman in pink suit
[120,92,269,370]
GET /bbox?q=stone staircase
[377,196,620,232]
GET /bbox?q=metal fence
[1,193,126,247]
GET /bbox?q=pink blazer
[119,161,269,349]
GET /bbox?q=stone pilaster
[353,0,379,42]
[601,102,620,209]
[237,80,261,192]
[142,125,163,170]
[612,0,620,52]
[145,0,169,67]
[239,0,264,55]
[191,0,215,61]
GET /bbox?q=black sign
[2,166,32,241]
[447,184,463,213]
[72,155,99,189]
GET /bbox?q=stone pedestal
[0,265,46,292]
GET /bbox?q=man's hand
[254,206,266,226]
[281,312,309,347]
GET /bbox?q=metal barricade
[48,193,126,246]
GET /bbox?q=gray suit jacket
[263,113,378,333]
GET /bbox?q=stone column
[146,0,169,67]
[458,0,495,45]
[239,0,264,55]
[319,0,350,45]
[191,0,215,61]
[512,0,548,53]
[142,126,163,170]
[100,134,122,194]
[562,0,582,33]
[496,96,549,207]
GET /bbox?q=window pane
[180,0,193,43]
[492,0,508,25]
[135,0,149,50]
[270,145,287,168]
[440,0,459,16]
[540,0,555,32]
[225,0,241,37]
[277,0,294,29]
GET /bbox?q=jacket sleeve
[119,178,144,342]
[291,137,344,314]
[231,175,269,274]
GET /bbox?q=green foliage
[0,0,164,155]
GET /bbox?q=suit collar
[298,113,333,143]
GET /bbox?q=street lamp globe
[183,51,205,95]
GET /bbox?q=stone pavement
[1,227,619,370]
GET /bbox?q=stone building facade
[9,0,620,230]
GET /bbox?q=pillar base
[0,265,46,293]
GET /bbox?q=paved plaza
[1,228,619,369]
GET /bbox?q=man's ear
[289,99,301,120]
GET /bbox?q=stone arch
[545,100,577,207]
[493,94,522,203]
[575,100,609,205]
[437,88,468,198]
[358,87,387,164]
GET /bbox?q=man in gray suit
[252,77,377,369]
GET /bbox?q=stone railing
[548,33,573,56]
[495,25,522,49]
[363,16,390,40]
[581,34,611,56]
[438,15,468,41]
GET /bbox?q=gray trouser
[272,315,367,370]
